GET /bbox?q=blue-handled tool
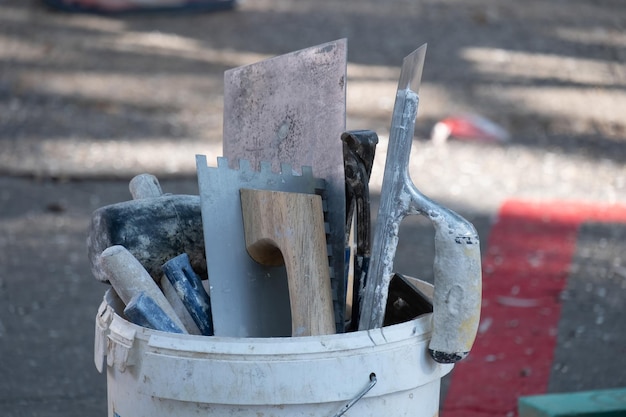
[162,253,214,336]
[98,245,189,333]
[124,292,185,334]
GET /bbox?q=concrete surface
[0,0,625,416]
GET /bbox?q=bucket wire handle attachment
[332,373,377,417]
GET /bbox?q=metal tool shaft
[357,87,420,330]
[358,45,482,364]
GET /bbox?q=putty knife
[222,39,347,332]
[240,188,335,337]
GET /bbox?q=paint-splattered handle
[427,208,482,364]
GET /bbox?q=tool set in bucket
[89,38,482,417]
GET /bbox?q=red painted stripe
[442,200,626,417]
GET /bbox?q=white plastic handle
[424,204,482,363]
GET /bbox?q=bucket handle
[332,372,377,417]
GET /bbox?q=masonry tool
[222,39,347,332]
[124,174,204,334]
[160,275,202,335]
[162,253,214,336]
[87,175,205,283]
[196,156,326,337]
[383,273,433,327]
[357,45,482,364]
[240,188,335,336]
[129,173,163,199]
[98,245,188,333]
[123,292,185,334]
[341,130,378,331]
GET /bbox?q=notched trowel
[222,39,347,332]
[196,156,327,337]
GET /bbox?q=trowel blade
[358,44,427,330]
[397,43,426,93]
[222,39,347,332]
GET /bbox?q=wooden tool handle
[98,245,188,333]
[240,188,335,336]
[129,173,163,199]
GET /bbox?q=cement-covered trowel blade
[397,43,427,93]
[359,43,482,365]
[222,39,347,332]
[358,44,428,331]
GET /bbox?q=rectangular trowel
[222,39,348,332]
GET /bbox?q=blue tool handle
[162,253,214,336]
[124,292,185,333]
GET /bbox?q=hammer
[87,174,206,283]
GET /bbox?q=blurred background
[1,0,625,416]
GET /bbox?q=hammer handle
[98,245,188,333]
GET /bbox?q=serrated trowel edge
[196,154,331,337]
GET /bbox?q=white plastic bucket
[95,287,453,417]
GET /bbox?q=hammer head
[87,194,206,283]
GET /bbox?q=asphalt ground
[1,0,625,416]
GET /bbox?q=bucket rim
[103,288,435,357]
